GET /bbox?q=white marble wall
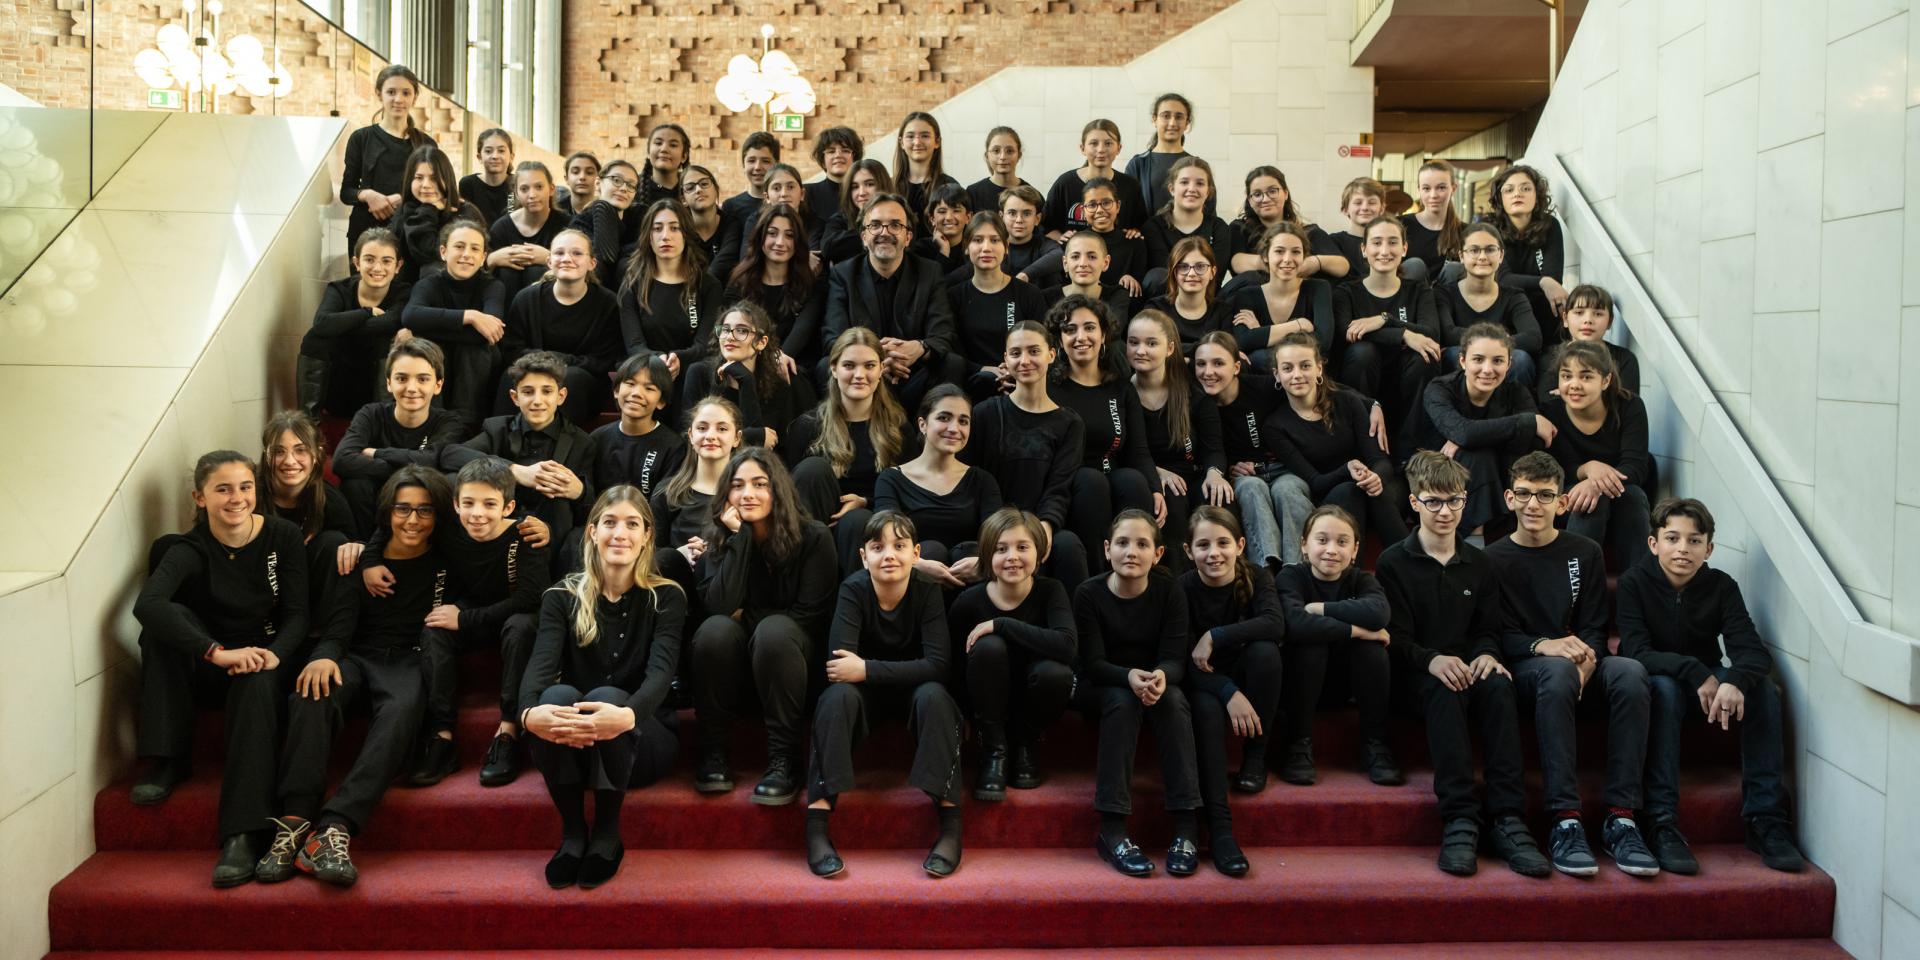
[1527,3,1920,955]
[862,0,1375,232]
[0,112,342,960]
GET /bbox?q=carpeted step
[47,847,1835,952]
[43,941,1853,959]
[95,762,1753,852]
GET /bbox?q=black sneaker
[1487,815,1551,878]
[478,733,520,787]
[1362,738,1405,786]
[1278,737,1316,786]
[296,824,358,888]
[1548,818,1599,877]
[752,754,798,806]
[130,760,189,805]
[1602,815,1661,877]
[254,817,310,883]
[1648,820,1699,876]
[407,735,458,787]
[1437,817,1479,876]
[1746,817,1806,873]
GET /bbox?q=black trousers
[278,647,427,834]
[299,326,387,415]
[807,680,964,805]
[1338,342,1439,452]
[1322,476,1409,547]
[1404,669,1525,824]
[423,612,537,730]
[441,342,500,432]
[1074,681,1202,817]
[137,626,284,841]
[1283,637,1393,742]
[1068,467,1154,573]
[1514,654,1650,814]
[964,633,1073,742]
[304,531,353,651]
[690,613,817,759]
[1190,640,1282,825]
[527,683,678,792]
[792,455,873,575]
[340,474,389,538]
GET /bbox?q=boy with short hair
[442,350,597,548]
[1617,497,1804,874]
[1376,450,1547,878]
[1486,452,1658,877]
[332,337,467,532]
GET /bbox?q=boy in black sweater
[442,351,597,549]
[1485,452,1657,877]
[1618,497,1804,874]
[1376,451,1546,878]
[333,338,467,532]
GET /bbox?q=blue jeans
[1232,472,1312,567]
[1645,668,1789,824]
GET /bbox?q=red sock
[1555,809,1581,823]
[1609,807,1635,821]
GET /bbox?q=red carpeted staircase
[48,651,1840,955]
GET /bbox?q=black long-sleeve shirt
[400,269,508,347]
[1042,169,1149,234]
[1179,567,1285,703]
[829,571,949,687]
[340,124,435,243]
[361,520,552,637]
[310,277,408,340]
[442,414,598,531]
[1144,215,1242,285]
[332,401,465,481]
[1484,532,1608,662]
[1413,371,1538,455]
[396,199,484,284]
[264,479,361,542]
[1540,394,1652,490]
[1436,280,1542,355]
[1139,381,1226,476]
[947,578,1077,664]
[1258,388,1383,500]
[1275,563,1390,646]
[1399,213,1452,277]
[778,412,922,503]
[700,519,838,636]
[725,279,827,369]
[1334,277,1440,347]
[591,421,685,499]
[679,360,815,449]
[569,199,630,287]
[502,282,624,375]
[1214,374,1282,468]
[1375,533,1504,672]
[964,176,1030,217]
[873,465,1003,548]
[135,519,311,661]
[1616,555,1772,694]
[619,272,726,369]
[487,211,567,299]
[649,486,712,549]
[459,174,513,226]
[949,276,1050,370]
[962,396,1083,528]
[312,547,454,662]
[1491,216,1566,337]
[1052,376,1158,478]
[1219,278,1335,355]
[518,584,686,718]
[1145,296,1236,354]
[1073,570,1189,687]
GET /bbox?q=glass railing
[1353,0,1388,38]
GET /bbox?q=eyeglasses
[391,504,436,519]
[1462,244,1501,257]
[1083,199,1118,211]
[603,175,638,191]
[1249,187,1284,201]
[864,220,909,235]
[1414,495,1466,512]
[681,178,714,192]
[1508,488,1561,504]
[1174,262,1212,275]
[717,324,759,341]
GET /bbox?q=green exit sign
[773,113,804,133]
[148,88,181,109]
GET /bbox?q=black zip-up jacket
[1375,532,1503,672]
[1275,563,1389,645]
[1616,553,1771,694]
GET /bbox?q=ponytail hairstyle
[1416,159,1465,261]
[403,145,462,208]
[639,122,692,194]
[373,64,432,150]
[1259,221,1315,276]
[259,410,328,540]
[661,395,741,508]
[892,111,946,185]
[839,158,894,223]
[1551,339,1630,409]
[976,506,1050,582]
[1080,118,1124,159]
[191,450,258,526]
[1274,330,1342,433]
[729,202,817,316]
[511,160,554,216]
[1130,309,1195,452]
[1150,92,1194,137]
[1485,164,1556,249]
[1156,154,1215,219]
[1459,321,1515,359]
[1189,504,1254,607]
[620,198,710,314]
[1107,507,1162,545]
[812,327,908,478]
[564,485,678,646]
[764,162,809,217]
[708,447,807,563]
[1166,235,1218,306]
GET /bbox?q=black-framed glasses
[602,175,638,191]
[1083,199,1118,211]
[681,178,715,192]
[1462,244,1501,258]
[1174,262,1212,275]
[391,504,436,519]
[717,324,759,341]
[1508,488,1561,504]
[1414,495,1466,512]
[864,220,909,235]
[1249,187,1284,201]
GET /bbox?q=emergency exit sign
[774,113,805,133]
[148,89,182,109]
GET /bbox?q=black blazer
[821,254,957,368]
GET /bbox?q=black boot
[131,759,189,805]
[211,832,257,888]
[973,721,1008,802]
[295,354,329,418]
[1008,736,1041,790]
[694,726,734,794]
[753,752,798,806]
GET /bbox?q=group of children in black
[136,71,1804,894]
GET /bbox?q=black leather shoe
[809,842,846,878]
[694,744,735,794]
[211,833,256,888]
[131,760,188,805]
[1165,837,1199,877]
[478,733,520,787]
[1278,738,1316,786]
[973,723,1008,802]
[1363,738,1405,786]
[577,841,624,890]
[1212,843,1250,878]
[1232,758,1269,794]
[407,735,458,787]
[545,846,582,889]
[752,755,798,806]
[1008,739,1041,790]
[923,849,959,878]
[1097,836,1155,877]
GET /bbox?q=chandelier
[133,0,293,109]
[714,24,816,130]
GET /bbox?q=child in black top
[1400,159,1465,279]
[398,219,507,426]
[299,229,408,418]
[550,150,600,220]
[1142,157,1239,298]
[333,338,467,531]
[1179,506,1284,877]
[949,508,1076,798]
[1275,505,1399,787]
[1618,497,1804,874]
[892,112,961,234]
[1541,340,1652,569]
[717,135,777,276]
[133,451,310,887]
[1484,164,1568,337]
[650,397,742,583]
[458,128,515,225]
[1124,94,1205,216]
[264,466,455,889]
[966,126,1030,217]
[499,228,623,426]
[690,448,839,804]
[681,300,816,450]
[1327,177,1387,281]
[340,64,435,252]
[724,203,827,374]
[1219,222,1335,365]
[1375,451,1546,879]
[1437,222,1543,388]
[1259,333,1404,547]
[618,199,726,385]
[1227,166,1347,282]
[948,212,1049,401]
[1486,451,1658,878]
[1542,283,1641,400]
[997,185,1063,282]
[1193,333,1303,570]
[681,165,738,281]
[805,126,864,226]
[1039,230,1135,324]
[785,328,922,573]
[260,412,359,652]
[486,161,566,300]
[1073,510,1203,877]
[593,354,686,502]
[1043,119,1148,237]
[396,146,484,284]
[817,159,890,267]
[909,183,971,277]
[1048,295,1162,566]
[875,386,1004,586]
[1128,309,1231,559]
[1409,323,1551,535]
[1145,236,1235,353]
[520,486,687,889]
[963,323,1091,586]
[1333,217,1443,448]
[443,351,597,549]
[804,512,965,879]
[569,158,640,287]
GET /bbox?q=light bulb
[762,50,798,77]
[157,23,191,53]
[727,54,758,78]
[226,34,263,66]
[714,74,752,112]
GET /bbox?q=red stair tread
[43,942,1852,959]
[48,847,1835,951]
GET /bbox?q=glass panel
[0,1,92,296]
